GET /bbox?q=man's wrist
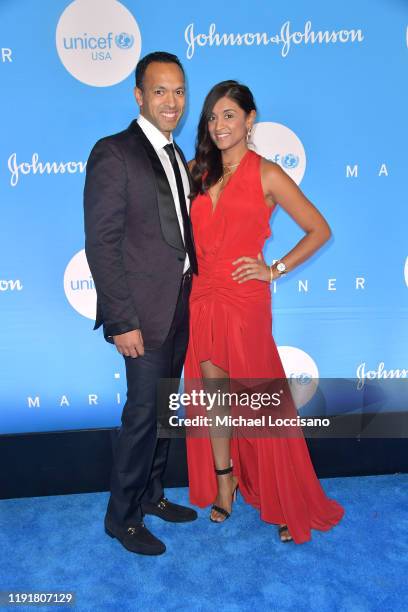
[104,316,141,339]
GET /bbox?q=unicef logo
[64,249,96,320]
[290,373,312,385]
[56,0,142,87]
[250,122,306,185]
[115,32,134,49]
[277,346,319,410]
[282,154,299,170]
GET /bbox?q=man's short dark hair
[135,51,185,90]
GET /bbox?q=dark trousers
[106,273,192,527]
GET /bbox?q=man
[84,51,198,556]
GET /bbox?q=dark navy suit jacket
[84,120,193,348]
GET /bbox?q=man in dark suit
[84,51,198,556]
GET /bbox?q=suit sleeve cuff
[103,316,141,342]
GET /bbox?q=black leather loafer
[105,520,166,555]
[141,497,198,523]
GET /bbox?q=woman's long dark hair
[190,80,257,199]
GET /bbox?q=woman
[185,80,344,543]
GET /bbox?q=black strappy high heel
[278,524,293,543]
[210,466,238,523]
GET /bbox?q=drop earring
[246,127,252,143]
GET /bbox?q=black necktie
[164,143,198,274]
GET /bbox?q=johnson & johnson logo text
[0,279,23,291]
[356,362,408,390]
[8,153,87,187]
[185,21,364,60]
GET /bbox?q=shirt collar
[137,114,173,151]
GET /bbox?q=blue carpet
[0,474,407,612]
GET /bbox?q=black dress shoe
[141,497,198,523]
[105,520,166,555]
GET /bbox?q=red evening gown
[185,149,344,543]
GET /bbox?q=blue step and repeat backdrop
[1,0,407,434]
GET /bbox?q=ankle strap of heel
[215,466,233,475]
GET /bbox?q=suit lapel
[129,120,185,253]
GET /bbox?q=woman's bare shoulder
[260,156,284,178]
[259,156,294,203]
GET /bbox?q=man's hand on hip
[113,330,144,358]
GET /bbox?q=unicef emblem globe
[250,122,306,185]
[277,346,319,409]
[282,154,299,170]
[115,32,134,49]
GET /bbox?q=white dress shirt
[137,114,190,273]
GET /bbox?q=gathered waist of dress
[197,255,271,276]
[192,256,270,299]
[198,257,237,276]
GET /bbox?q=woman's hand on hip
[232,253,272,283]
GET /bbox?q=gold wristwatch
[276,261,287,276]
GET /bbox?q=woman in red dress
[185,80,344,543]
